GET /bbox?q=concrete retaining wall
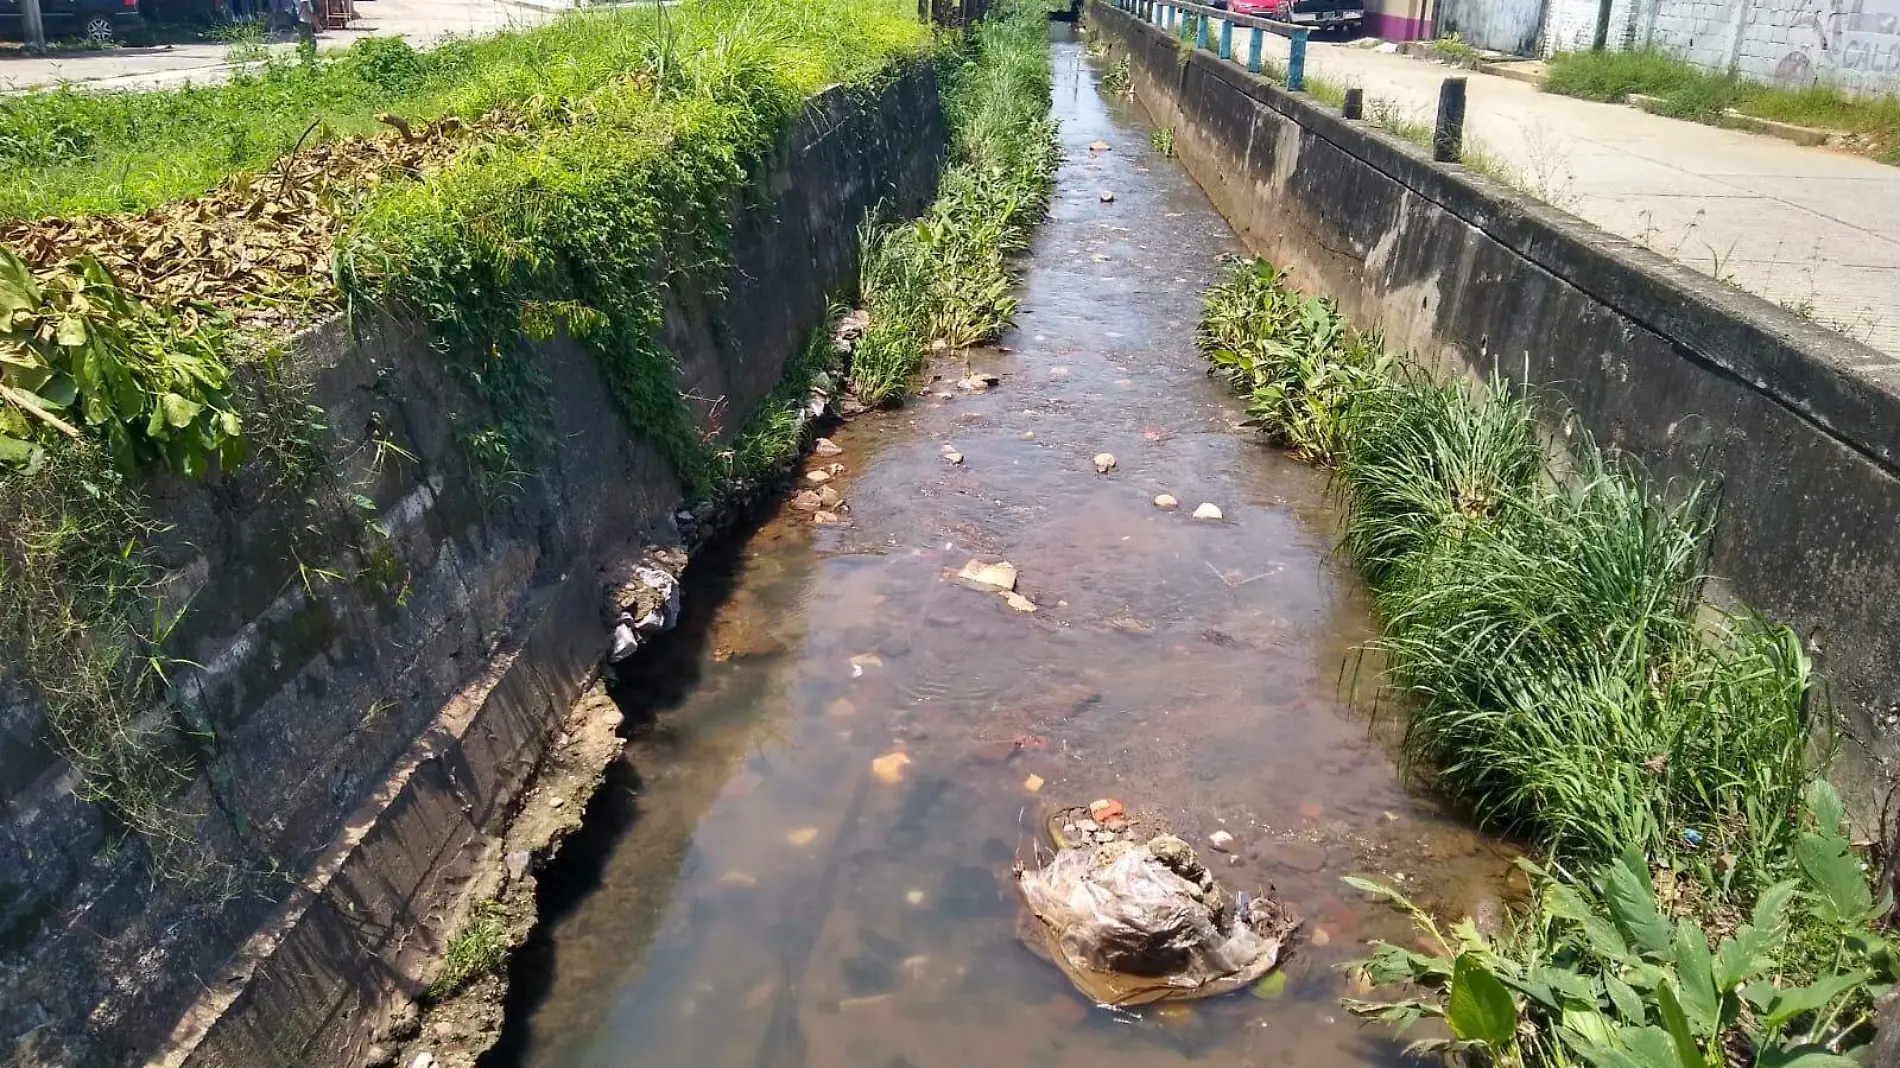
[1090,0,1900,795]
[0,65,946,1068]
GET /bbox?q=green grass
[429,902,510,998]
[1196,253,1864,1065]
[0,1,930,221]
[1543,48,1900,163]
[848,0,1057,404]
[334,0,934,484]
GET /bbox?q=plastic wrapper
[1014,834,1298,1006]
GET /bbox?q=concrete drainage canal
[481,30,1519,1068]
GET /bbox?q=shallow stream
[490,30,1518,1068]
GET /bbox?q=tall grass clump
[1195,255,1883,1066]
[849,0,1058,405]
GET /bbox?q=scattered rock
[408,1054,436,1068]
[1261,840,1327,873]
[1207,830,1236,852]
[871,750,913,784]
[826,698,857,718]
[1023,773,1045,792]
[1088,798,1125,822]
[817,486,843,508]
[1021,430,1035,439]
[906,889,927,906]
[805,469,833,485]
[1088,139,1112,153]
[1002,591,1037,613]
[944,451,964,465]
[1092,452,1117,473]
[1074,818,1100,834]
[791,491,823,513]
[956,559,1019,592]
[956,372,1001,392]
[1191,502,1224,520]
[549,796,565,810]
[787,827,819,846]
[1311,927,1332,947]
[1099,190,1116,203]
[1154,493,1179,510]
[932,338,951,352]
[718,870,759,888]
[813,510,843,525]
[814,437,845,457]
[364,1045,394,1068]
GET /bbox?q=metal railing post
[1433,77,1467,162]
[1287,28,1308,91]
[1247,25,1262,73]
[1218,17,1232,59]
[1196,11,1209,49]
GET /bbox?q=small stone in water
[1093,452,1117,473]
[1192,502,1224,520]
[805,469,832,484]
[871,751,913,784]
[718,871,758,888]
[944,451,964,465]
[787,827,819,846]
[1154,493,1179,510]
[1088,798,1125,821]
[1099,190,1116,203]
[791,490,824,512]
[906,889,927,906]
[1311,927,1332,947]
[956,559,1018,592]
[1023,773,1045,793]
[1207,830,1236,852]
[1089,139,1112,153]
[814,437,844,456]
[826,698,856,718]
[813,510,842,525]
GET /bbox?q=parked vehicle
[1226,0,1361,32]
[0,0,142,43]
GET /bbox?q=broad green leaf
[1750,879,1800,936]
[36,372,77,409]
[1794,831,1874,925]
[160,392,203,430]
[1620,1026,1683,1068]
[1804,779,1845,837]
[1654,982,1704,1068]
[1671,921,1718,1037]
[0,432,38,466]
[1605,973,1646,1023]
[1561,1006,1618,1047]
[1604,848,1673,956]
[1447,953,1517,1049]
[1759,969,1872,1031]
[1548,880,1631,961]
[0,245,41,316]
[1758,1046,1864,1068]
[54,315,87,347]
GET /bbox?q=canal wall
[1088,0,1900,799]
[0,66,946,1068]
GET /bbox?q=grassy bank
[849,0,1058,404]
[1543,49,1900,164]
[1196,257,1893,1066]
[0,0,941,873]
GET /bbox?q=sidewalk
[1238,35,1900,361]
[0,0,566,92]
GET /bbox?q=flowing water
[490,30,1520,1068]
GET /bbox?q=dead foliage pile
[0,114,499,328]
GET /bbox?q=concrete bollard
[1343,86,1363,119]
[1433,76,1467,162]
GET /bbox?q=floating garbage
[1015,814,1298,1008]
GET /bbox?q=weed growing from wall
[850,0,1058,405]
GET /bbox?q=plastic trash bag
[1014,834,1298,1007]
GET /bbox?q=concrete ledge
[1090,0,1900,781]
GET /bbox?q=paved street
[1233,32,1900,360]
[0,0,567,92]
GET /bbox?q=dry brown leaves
[0,114,500,328]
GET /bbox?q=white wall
[1531,0,1900,98]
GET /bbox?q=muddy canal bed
[492,33,1516,1068]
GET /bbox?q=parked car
[0,0,143,43]
[1227,0,1361,32]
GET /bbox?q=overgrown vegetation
[1149,125,1175,157]
[0,0,948,873]
[849,0,1058,404]
[1194,257,1888,1066]
[1542,49,1900,165]
[1429,32,1487,70]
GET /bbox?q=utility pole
[21,0,46,53]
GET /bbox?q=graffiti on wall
[1757,0,1900,92]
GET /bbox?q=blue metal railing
[1104,0,1310,91]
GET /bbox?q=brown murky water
[491,30,1518,1068]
